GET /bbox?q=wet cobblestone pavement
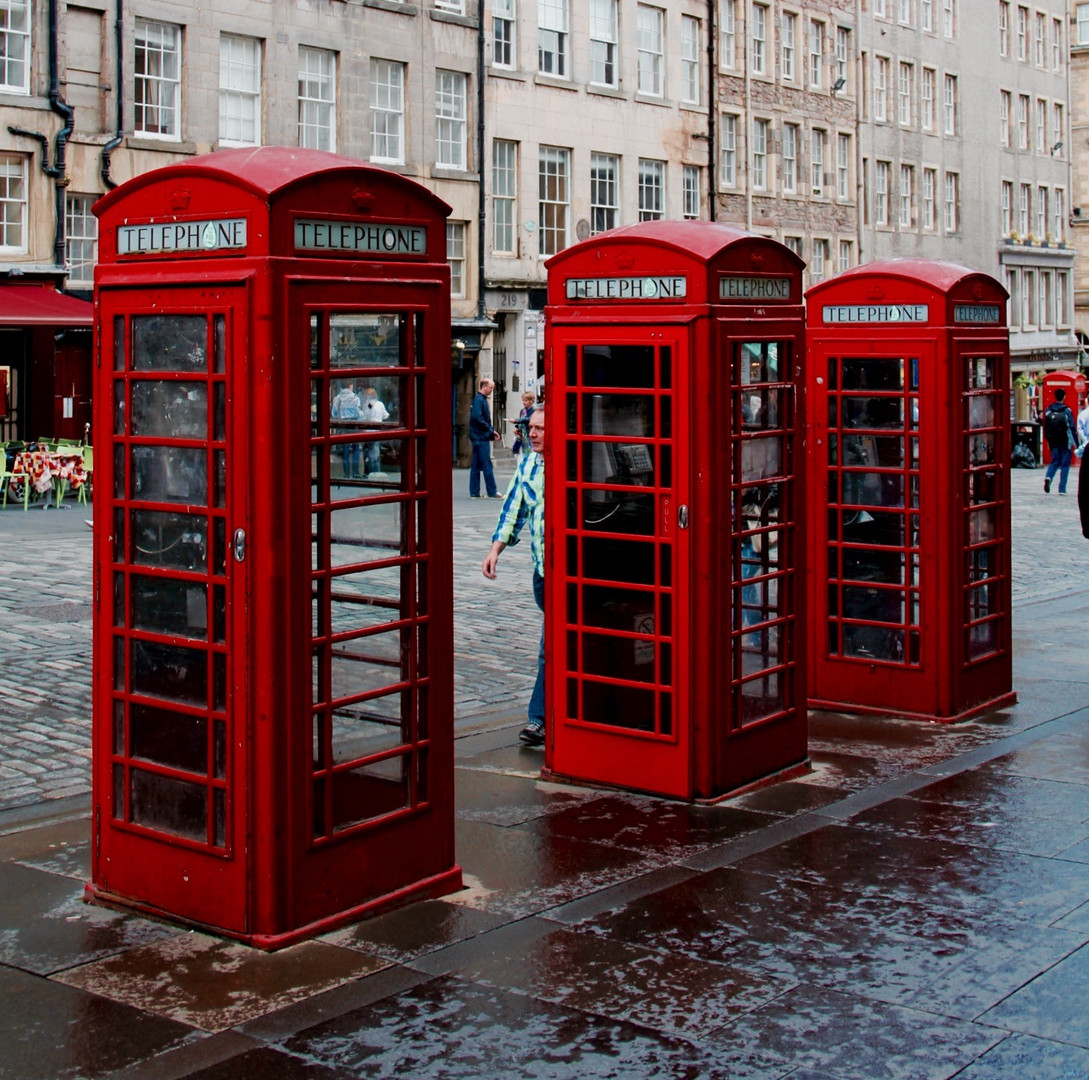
[1,465,1089,1078]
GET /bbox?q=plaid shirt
[491,450,545,578]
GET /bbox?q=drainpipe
[706,0,716,220]
[744,0,752,230]
[100,0,125,190]
[476,1,488,322]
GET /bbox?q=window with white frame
[683,165,700,219]
[1006,270,1019,327]
[781,12,795,81]
[1054,188,1065,242]
[1053,18,1062,68]
[942,0,954,36]
[637,6,664,96]
[538,0,568,77]
[837,133,850,199]
[299,47,336,151]
[811,128,825,195]
[0,0,30,93]
[838,239,852,271]
[944,171,958,231]
[638,158,665,220]
[899,0,911,25]
[782,123,798,194]
[135,20,181,139]
[681,16,700,104]
[590,152,619,234]
[1034,11,1044,65]
[875,57,888,121]
[1057,271,1069,325]
[808,19,823,89]
[943,74,956,134]
[492,140,517,254]
[1001,180,1012,235]
[752,119,768,189]
[493,0,515,68]
[435,0,465,13]
[721,0,736,69]
[1040,270,1052,326]
[219,35,262,146]
[835,26,849,85]
[1018,183,1030,234]
[875,160,889,225]
[1022,270,1034,326]
[999,91,1010,146]
[369,59,403,163]
[998,2,1008,53]
[875,0,886,17]
[589,0,618,87]
[783,235,803,259]
[921,67,935,130]
[899,164,914,227]
[1017,5,1027,59]
[1018,94,1029,149]
[811,238,828,281]
[721,113,738,186]
[1053,103,1064,153]
[1035,98,1046,155]
[751,3,767,76]
[0,154,26,251]
[538,146,569,256]
[898,61,912,125]
[447,222,466,297]
[65,193,98,286]
[922,167,936,229]
[1037,185,1047,237]
[435,70,467,170]
[921,0,933,32]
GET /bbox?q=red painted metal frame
[88,148,460,947]
[543,221,809,801]
[805,260,1016,722]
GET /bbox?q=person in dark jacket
[1080,437,1089,538]
[469,378,501,498]
[1042,388,1077,495]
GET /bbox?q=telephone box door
[548,327,692,799]
[93,286,250,930]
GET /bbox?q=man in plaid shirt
[481,404,546,746]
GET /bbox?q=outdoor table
[11,450,88,508]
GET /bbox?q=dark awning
[0,283,93,327]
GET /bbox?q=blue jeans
[363,442,382,475]
[340,443,360,478]
[1046,447,1073,493]
[469,440,498,497]
[528,571,545,729]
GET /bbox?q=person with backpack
[1042,387,1077,495]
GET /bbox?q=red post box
[1040,370,1085,466]
[87,148,461,948]
[541,221,808,801]
[805,259,1016,722]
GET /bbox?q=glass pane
[843,625,906,662]
[739,387,784,430]
[738,670,784,725]
[581,393,654,437]
[131,510,207,570]
[969,620,997,659]
[330,627,409,702]
[574,489,656,535]
[327,501,406,568]
[130,769,206,841]
[581,536,656,584]
[969,469,998,505]
[741,435,782,481]
[114,381,126,435]
[332,755,410,829]
[841,356,904,390]
[967,356,996,389]
[582,441,655,485]
[329,693,408,764]
[843,585,904,625]
[840,508,906,546]
[131,382,207,438]
[329,313,404,369]
[839,434,904,468]
[132,315,208,372]
[738,341,782,384]
[581,630,657,683]
[841,547,905,585]
[581,344,656,388]
[131,575,207,637]
[967,395,997,429]
[841,471,905,507]
[131,640,208,705]
[130,703,208,773]
[842,396,904,429]
[132,446,208,505]
[580,584,659,632]
[968,432,997,465]
[969,506,998,544]
[581,679,657,732]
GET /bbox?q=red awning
[0,283,93,327]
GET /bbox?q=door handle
[233,528,246,562]
[677,505,689,530]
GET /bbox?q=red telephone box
[1040,370,1085,465]
[806,259,1016,722]
[87,147,461,947]
[542,221,808,801]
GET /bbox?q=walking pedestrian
[1042,388,1077,495]
[481,404,546,746]
[469,378,501,499]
